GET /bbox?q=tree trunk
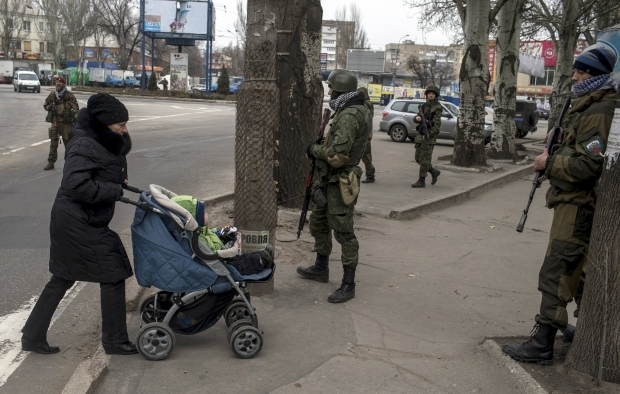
[234,0,279,252]
[489,0,524,160]
[547,0,580,129]
[275,0,323,208]
[452,0,490,167]
[565,99,620,382]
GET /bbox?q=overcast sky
[212,0,453,49]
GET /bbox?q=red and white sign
[488,46,496,82]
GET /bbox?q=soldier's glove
[306,143,318,159]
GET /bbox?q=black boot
[362,177,375,183]
[562,324,576,342]
[429,167,441,185]
[328,266,356,303]
[502,323,558,365]
[43,161,54,171]
[102,341,138,355]
[21,336,60,354]
[411,177,426,188]
[297,254,329,283]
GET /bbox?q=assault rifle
[297,108,332,239]
[417,110,430,144]
[516,96,572,233]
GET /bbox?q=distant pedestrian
[22,93,138,356]
[43,76,79,171]
[297,69,372,303]
[502,45,617,366]
[357,87,376,183]
[161,78,169,91]
[411,85,442,188]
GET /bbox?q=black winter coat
[49,108,133,283]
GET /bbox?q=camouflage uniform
[536,88,616,330]
[414,100,442,178]
[360,92,375,181]
[308,103,372,268]
[44,90,79,163]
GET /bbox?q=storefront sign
[22,52,41,60]
[517,85,553,94]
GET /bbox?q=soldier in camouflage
[43,76,79,170]
[357,87,376,183]
[297,69,372,303]
[503,45,617,366]
[411,85,442,188]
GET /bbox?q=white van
[13,70,41,93]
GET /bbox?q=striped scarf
[329,91,358,111]
[572,74,616,97]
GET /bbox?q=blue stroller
[121,184,274,361]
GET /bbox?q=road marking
[0,282,87,387]
[30,140,50,147]
[127,109,227,123]
[9,148,24,153]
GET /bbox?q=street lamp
[392,34,409,96]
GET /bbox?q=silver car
[379,99,492,144]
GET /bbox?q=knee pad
[334,231,356,245]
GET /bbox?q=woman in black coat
[22,93,137,355]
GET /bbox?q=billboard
[170,53,188,91]
[346,50,385,73]
[320,53,327,64]
[144,0,209,35]
[367,84,382,103]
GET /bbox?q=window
[23,21,31,31]
[23,41,31,51]
[530,67,555,86]
[406,103,420,113]
[390,101,407,112]
[40,42,45,52]
[39,21,44,31]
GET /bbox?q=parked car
[13,70,41,93]
[515,99,539,138]
[191,84,206,92]
[537,108,550,120]
[0,76,5,83]
[379,99,493,145]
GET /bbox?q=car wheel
[18,86,21,92]
[389,124,408,142]
[485,136,491,145]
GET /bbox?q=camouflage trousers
[535,202,593,330]
[309,182,359,268]
[48,122,74,163]
[361,141,375,180]
[414,142,435,178]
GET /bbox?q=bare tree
[274,0,323,208]
[333,4,369,68]
[581,0,620,44]
[93,0,141,70]
[60,0,94,83]
[565,116,620,383]
[489,0,526,160]
[33,0,63,68]
[91,24,110,67]
[0,0,29,66]
[406,55,455,89]
[406,55,432,88]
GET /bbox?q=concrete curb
[482,339,549,394]
[62,191,234,394]
[388,164,533,220]
[61,347,111,394]
[69,89,235,104]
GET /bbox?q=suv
[379,99,493,144]
[515,100,539,138]
[13,70,41,93]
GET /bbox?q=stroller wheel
[140,295,165,324]
[230,326,263,359]
[136,322,175,361]
[224,300,253,327]
[227,319,253,343]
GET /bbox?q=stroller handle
[122,184,144,194]
[119,196,154,212]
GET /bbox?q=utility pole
[391,34,409,97]
[234,0,279,295]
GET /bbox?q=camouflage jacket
[414,100,442,144]
[364,99,374,140]
[545,88,617,207]
[310,104,372,184]
[44,90,79,124]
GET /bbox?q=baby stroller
[121,184,275,361]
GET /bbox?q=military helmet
[425,85,440,96]
[327,69,358,93]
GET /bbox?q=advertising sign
[488,45,496,82]
[241,231,269,254]
[367,84,382,104]
[170,52,188,91]
[84,48,94,58]
[320,53,327,64]
[145,0,208,35]
[22,52,40,60]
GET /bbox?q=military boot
[501,323,558,365]
[562,324,576,342]
[328,266,355,303]
[411,177,426,188]
[44,161,54,171]
[429,167,441,185]
[297,254,329,283]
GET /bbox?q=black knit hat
[87,93,129,125]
